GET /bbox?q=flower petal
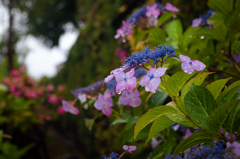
[179,55,191,63]
[128,146,137,153]
[104,75,114,83]
[116,80,127,93]
[69,107,79,115]
[118,95,130,105]
[139,75,150,86]
[181,63,194,74]
[192,60,206,71]
[129,97,141,107]
[115,72,126,82]
[104,89,111,98]
[154,67,167,78]
[232,142,240,156]
[126,68,135,79]
[131,90,140,98]
[125,77,137,90]
[102,106,112,116]
[145,78,161,93]
[62,100,71,112]
[94,100,103,110]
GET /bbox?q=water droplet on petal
[118,92,122,95]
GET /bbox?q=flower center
[189,61,192,65]
[149,74,154,80]
[124,78,127,82]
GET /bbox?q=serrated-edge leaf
[173,132,218,156]
[159,74,170,94]
[134,30,150,46]
[185,85,218,129]
[157,12,175,26]
[134,106,179,139]
[166,19,183,40]
[219,86,240,105]
[167,71,195,97]
[146,115,174,143]
[146,28,166,45]
[207,0,232,15]
[206,78,231,99]
[217,80,240,102]
[225,104,240,134]
[206,100,240,133]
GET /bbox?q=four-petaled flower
[114,20,132,42]
[118,90,141,107]
[122,145,137,153]
[115,68,137,93]
[94,89,113,116]
[62,100,79,115]
[227,142,240,156]
[146,3,161,18]
[104,67,126,83]
[180,55,206,74]
[165,3,180,13]
[139,67,167,93]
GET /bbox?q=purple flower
[118,90,141,107]
[139,67,167,93]
[94,89,113,116]
[114,20,132,42]
[122,145,137,153]
[146,3,161,18]
[180,55,206,74]
[183,128,192,139]
[234,53,240,63]
[62,100,79,115]
[151,137,162,149]
[115,68,137,93]
[192,18,203,27]
[227,142,240,156]
[104,67,126,83]
[165,3,179,13]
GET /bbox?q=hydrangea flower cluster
[104,44,206,94]
[115,2,179,42]
[192,10,215,28]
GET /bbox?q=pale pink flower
[165,2,179,13]
[139,67,167,93]
[151,137,162,149]
[123,145,137,153]
[104,66,127,83]
[118,90,141,107]
[48,94,59,104]
[183,128,192,139]
[10,70,19,76]
[146,3,161,18]
[180,55,206,74]
[227,142,240,156]
[25,91,38,99]
[2,77,10,85]
[62,100,79,115]
[46,84,54,92]
[94,89,113,116]
[115,68,137,93]
[192,18,202,27]
[57,106,65,115]
[114,20,132,42]
[19,65,26,72]
[57,85,64,92]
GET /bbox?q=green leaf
[111,118,127,125]
[193,28,211,37]
[134,30,150,46]
[207,12,225,26]
[166,71,195,97]
[225,103,240,134]
[182,27,199,50]
[125,116,139,129]
[158,74,170,94]
[146,115,174,143]
[207,0,232,15]
[206,78,231,99]
[146,28,166,45]
[173,132,218,155]
[219,86,240,105]
[166,114,196,128]
[185,85,218,129]
[217,80,240,102]
[134,106,179,140]
[85,118,95,131]
[181,72,213,99]
[157,12,175,26]
[206,100,240,132]
[166,19,183,40]
[211,23,227,42]
[148,91,168,109]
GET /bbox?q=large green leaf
[134,30,150,46]
[146,28,166,45]
[166,114,196,128]
[134,106,179,139]
[166,71,195,97]
[217,80,240,102]
[184,85,218,129]
[181,72,212,99]
[182,27,199,50]
[166,19,183,40]
[219,86,240,105]
[157,12,175,26]
[207,12,225,26]
[206,100,240,133]
[210,23,227,42]
[208,0,232,15]
[148,91,168,109]
[225,104,240,134]
[159,74,170,94]
[206,78,231,99]
[146,115,174,143]
[173,132,218,155]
